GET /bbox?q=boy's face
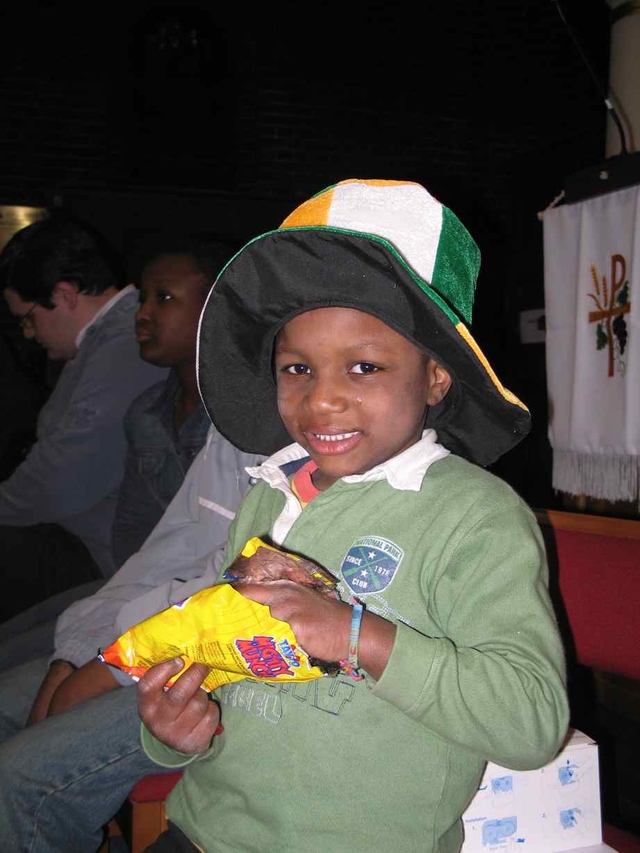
[135,253,208,368]
[275,307,452,491]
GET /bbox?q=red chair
[539,509,640,851]
[101,771,182,853]
[127,771,183,852]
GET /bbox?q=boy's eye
[350,362,379,375]
[154,291,173,304]
[283,363,310,375]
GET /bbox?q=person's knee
[0,725,45,795]
[0,657,48,742]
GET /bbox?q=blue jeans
[0,657,160,852]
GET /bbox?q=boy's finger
[233,582,268,604]
[162,662,212,707]
[175,702,221,755]
[138,657,184,698]
[235,579,298,605]
[192,702,222,741]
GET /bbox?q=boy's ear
[52,281,80,311]
[426,361,453,406]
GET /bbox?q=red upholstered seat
[603,821,640,853]
[554,527,640,681]
[101,771,184,852]
[128,770,183,804]
[544,513,640,851]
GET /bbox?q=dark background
[0,0,613,507]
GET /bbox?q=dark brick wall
[0,2,609,209]
[0,0,612,505]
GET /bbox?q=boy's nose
[22,325,36,341]
[135,304,151,323]
[305,374,348,413]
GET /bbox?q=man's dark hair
[130,233,240,292]
[0,213,124,307]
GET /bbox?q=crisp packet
[99,537,331,692]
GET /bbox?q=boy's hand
[138,659,220,755]
[237,581,352,663]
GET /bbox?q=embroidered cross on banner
[588,253,631,377]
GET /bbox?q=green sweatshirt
[143,436,569,853]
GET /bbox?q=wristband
[339,602,364,681]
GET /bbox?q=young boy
[138,179,569,853]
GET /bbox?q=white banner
[543,184,639,502]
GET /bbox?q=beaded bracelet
[339,602,364,681]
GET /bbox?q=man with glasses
[0,214,167,620]
[16,301,38,328]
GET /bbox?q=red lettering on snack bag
[236,636,294,678]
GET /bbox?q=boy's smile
[275,307,452,491]
[304,428,362,456]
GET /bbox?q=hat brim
[197,229,530,466]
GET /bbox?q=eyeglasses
[18,302,39,329]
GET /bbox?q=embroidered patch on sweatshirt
[340,536,404,595]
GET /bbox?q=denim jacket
[111,370,210,569]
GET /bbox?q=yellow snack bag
[99,538,332,692]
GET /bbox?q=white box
[461,729,602,852]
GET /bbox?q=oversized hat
[197,179,530,466]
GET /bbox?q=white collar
[246,429,450,493]
[75,284,136,349]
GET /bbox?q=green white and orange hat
[197,178,531,466]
